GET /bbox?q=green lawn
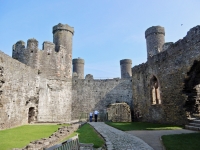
[62,123,105,148]
[162,133,200,150]
[0,124,68,150]
[105,122,183,131]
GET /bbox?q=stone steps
[189,123,200,127]
[185,119,200,131]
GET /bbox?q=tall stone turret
[120,59,132,79]
[145,26,165,58]
[72,58,85,79]
[53,23,74,78]
[27,38,39,68]
[53,23,74,52]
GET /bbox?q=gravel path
[89,122,154,150]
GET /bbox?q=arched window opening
[150,76,161,105]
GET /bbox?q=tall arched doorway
[28,107,35,123]
[150,76,161,104]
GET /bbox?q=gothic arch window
[150,76,161,105]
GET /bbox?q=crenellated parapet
[12,23,74,79]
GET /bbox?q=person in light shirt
[94,110,99,122]
[89,112,93,122]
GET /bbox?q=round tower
[145,26,165,58]
[53,23,74,78]
[53,23,74,52]
[120,59,132,79]
[72,58,85,79]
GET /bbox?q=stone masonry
[1,23,200,130]
[107,103,132,122]
[133,25,200,125]
[0,23,133,130]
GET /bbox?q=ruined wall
[12,40,72,78]
[0,51,39,129]
[132,25,200,125]
[107,103,131,122]
[72,75,133,120]
[0,50,72,129]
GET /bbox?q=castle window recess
[150,76,161,105]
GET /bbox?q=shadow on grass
[162,133,200,150]
[105,122,183,131]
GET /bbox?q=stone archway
[28,107,35,123]
[150,76,161,104]
[183,60,200,118]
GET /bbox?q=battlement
[120,59,132,65]
[27,38,38,49]
[72,58,85,64]
[13,40,25,51]
[53,23,74,34]
[42,41,55,51]
[15,40,26,47]
[145,26,165,38]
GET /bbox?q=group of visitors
[89,110,99,122]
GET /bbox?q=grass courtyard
[1,122,199,150]
[0,123,104,150]
[0,124,66,150]
[162,133,200,150]
[62,123,105,148]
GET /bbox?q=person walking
[94,110,99,122]
[89,112,93,122]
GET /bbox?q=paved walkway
[126,129,198,150]
[89,122,154,150]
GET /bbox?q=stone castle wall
[72,75,133,120]
[2,22,200,129]
[132,25,200,125]
[0,50,72,130]
[0,51,39,129]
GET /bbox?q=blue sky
[0,0,200,78]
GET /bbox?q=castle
[0,23,200,130]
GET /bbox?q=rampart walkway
[89,122,154,150]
